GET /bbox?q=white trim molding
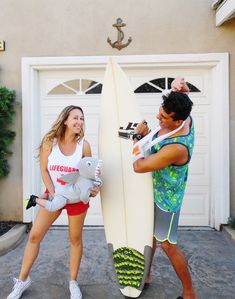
[22,53,229,230]
[213,0,235,26]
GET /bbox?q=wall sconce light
[107,18,132,50]
[0,41,5,51]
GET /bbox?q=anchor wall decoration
[107,18,132,51]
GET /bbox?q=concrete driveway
[0,227,235,299]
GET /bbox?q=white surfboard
[99,58,154,298]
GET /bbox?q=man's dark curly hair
[162,91,193,121]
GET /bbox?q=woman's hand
[89,185,101,197]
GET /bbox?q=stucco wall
[0,0,235,221]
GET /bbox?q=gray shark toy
[26,157,102,212]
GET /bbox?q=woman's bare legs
[19,207,61,280]
[68,211,87,280]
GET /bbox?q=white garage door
[37,67,210,226]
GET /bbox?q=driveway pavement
[0,227,235,299]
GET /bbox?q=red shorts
[45,189,89,216]
[63,201,89,216]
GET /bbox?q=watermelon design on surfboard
[113,247,145,288]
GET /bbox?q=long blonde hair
[39,105,85,153]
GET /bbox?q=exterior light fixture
[0,41,5,51]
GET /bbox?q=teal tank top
[151,117,194,213]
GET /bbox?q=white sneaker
[7,277,32,299]
[69,280,82,299]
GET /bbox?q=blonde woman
[7,105,100,299]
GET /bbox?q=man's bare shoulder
[158,143,188,165]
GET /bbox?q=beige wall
[0,0,235,221]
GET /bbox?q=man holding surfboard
[132,77,197,299]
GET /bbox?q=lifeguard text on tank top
[48,139,84,187]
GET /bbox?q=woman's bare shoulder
[82,139,92,157]
[42,138,54,153]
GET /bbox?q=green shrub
[228,217,235,230]
[0,86,16,177]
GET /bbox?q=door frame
[22,53,229,230]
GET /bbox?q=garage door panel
[88,196,103,224]
[52,200,104,226]
[40,113,56,137]
[179,216,209,226]
[191,108,209,145]
[188,146,209,185]
[180,186,209,226]
[41,98,100,108]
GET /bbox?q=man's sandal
[143,283,150,290]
